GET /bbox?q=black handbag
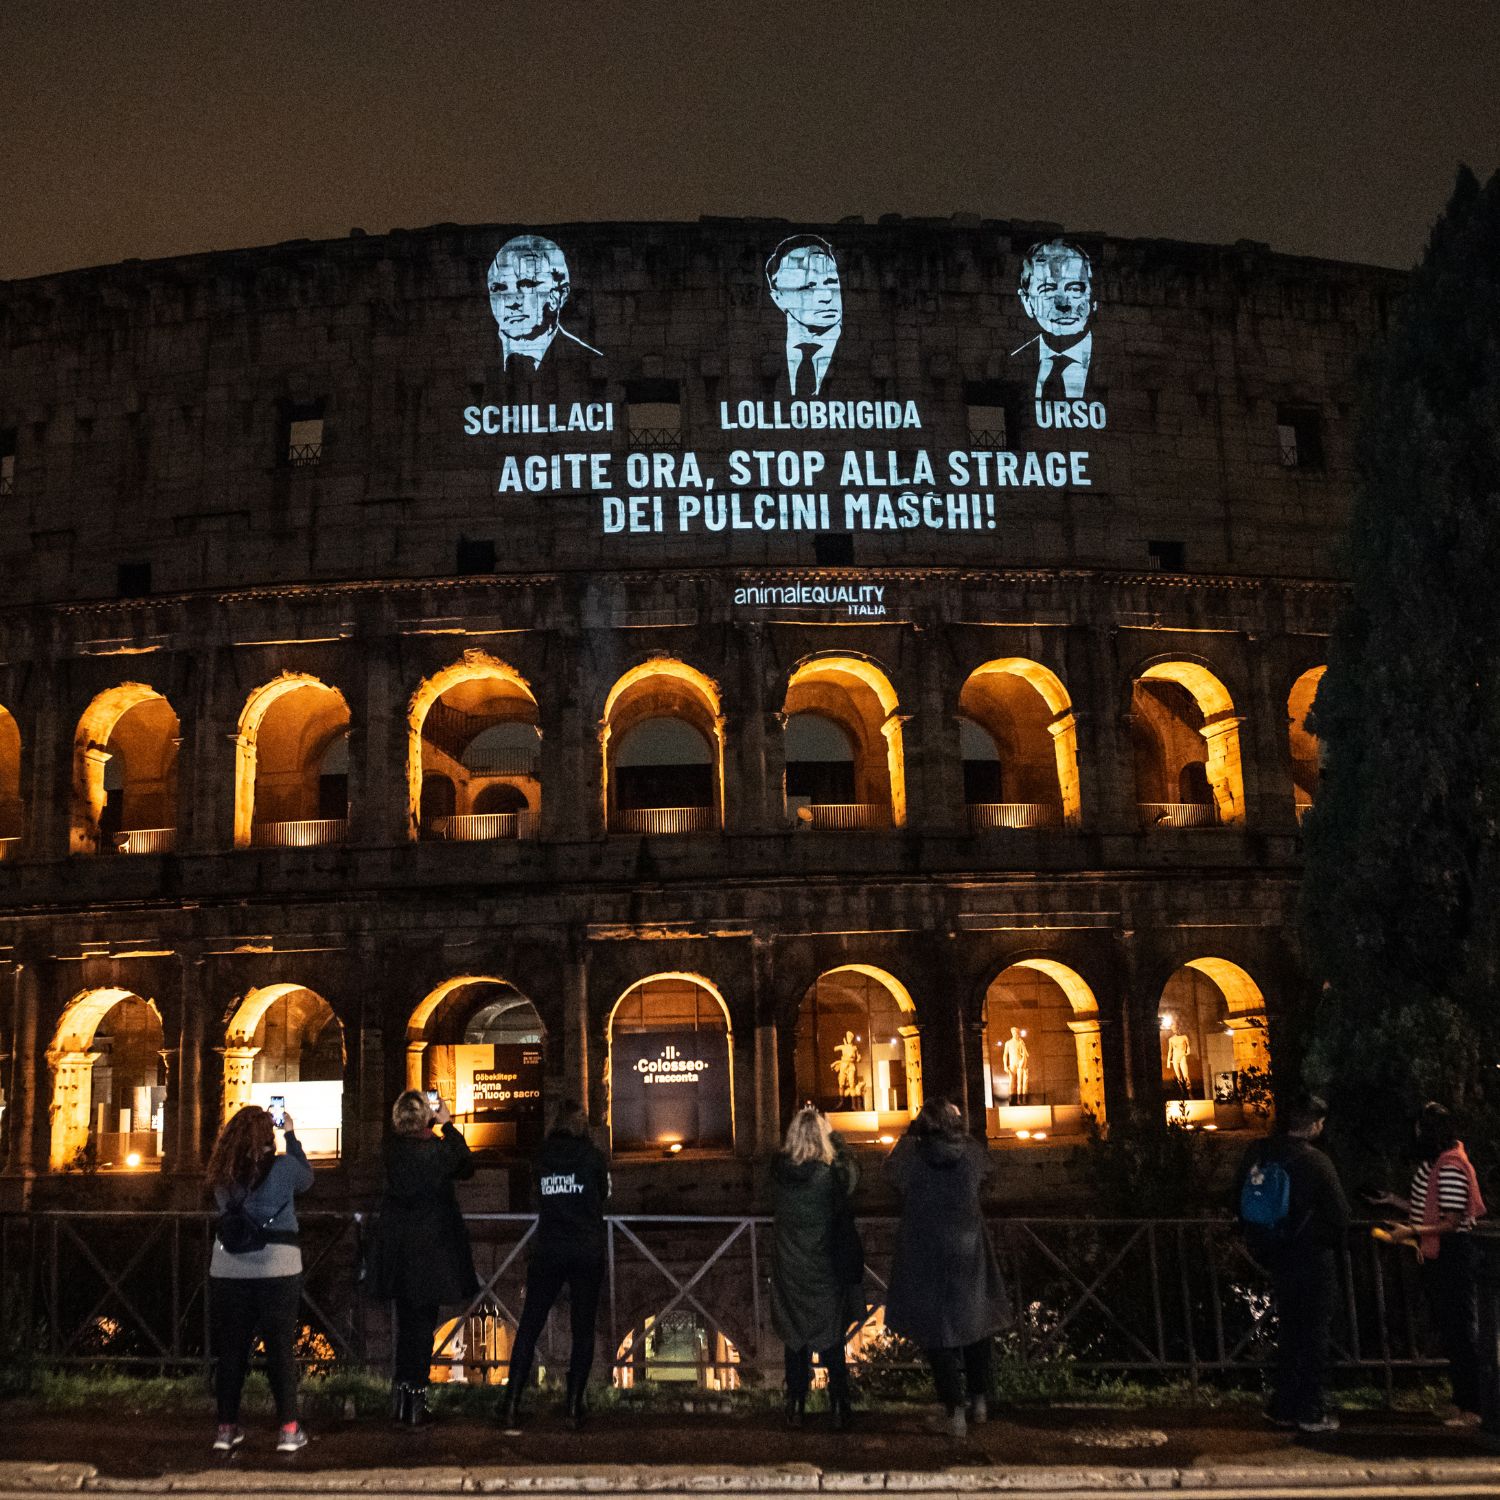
[216,1190,290,1255]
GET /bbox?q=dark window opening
[786,760,857,806]
[963,379,1014,447]
[281,399,326,468]
[1178,762,1212,805]
[0,429,15,497]
[813,532,855,566]
[625,378,682,447]
[117,562,152,598]
[1147,540,1186,572]
[1276,404,1324,470]
[962,761,1005,804]
[456,537,496,575]
[615,764,714,811]
[317,773,349,821]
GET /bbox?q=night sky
[2,0,1495,282]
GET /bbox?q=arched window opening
[958,659,1078,830]
[1288,667,1326,823]
[431,1311,514,1386]
[48,990,165,1172]
[223,986,346,1159]
[1132,663,1244,829]
[782,657,903,831]
[603,662,724,837]
[406,978,546,1153]
[71,685,180,856]
[1158,959,1272,1131]
[785,713,857,815]
[0,704,21,857]
[982,961,1103,1141]
[236,676,351,849]
[793,966,921,1141]
[411,660,540,843]
[613,1313,741,1390]
[609,975,733,1153]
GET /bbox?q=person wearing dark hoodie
[206,1103,316,1456]
[497,1101,610,1431]
[884,1097,1010,1437]
[770,1105,865,1430]
[372,1089,479,1425]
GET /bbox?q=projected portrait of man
[1013,238,1097,402]
[765,234,843,398]
[486,234,603,373]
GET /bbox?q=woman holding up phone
[372,1090,479,1424]
[206,1104,316,1456]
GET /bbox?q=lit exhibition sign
[462,231,1106,538]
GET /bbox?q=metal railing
[967,802,1061,831]
[968,427,1008,448]
[1139,802,1217,829]
[427,812,536,842]
[286,442,323,468]
[610,806,717,836]
[627,427,682,448]
[112,827,176,855]
[792,802,891,831]
[0,1211,1453,1394]
[0,835,18,860]
[249,818,348,848]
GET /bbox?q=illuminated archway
[405,977,547,1150]
[602,660,724,835]
[608,973,734,1152]
[1288,667,1325,820]
[407,653,540,842]
[982,960,1102,1139]
[234,674,350,848]
[223,984,345,1157]
[70,684,181,855]
[48,988,165,1171]
[612,1314,742,1390]
[1158,958,1272,1130]
[792,964,922,1139]
[959,659,1080,828]
[1131,661,1244,828]
[783,656,905,829]
[0,703,22,854]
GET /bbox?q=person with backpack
[770,1105,865,1430]
[496,1101,610,1431]
[1368,1103,1488,1426]
[371,1090,479,1426]
[1234,1091,1350,1435]
[205,1104,316,1455]
[883,1097,1011,1437]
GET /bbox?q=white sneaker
[1443,1409,1483,1429]
[211,1425,243,1453]
[1297,1414,1340,1435]
[276,1422,308,1453]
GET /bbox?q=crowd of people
[202,1090,1490,1455]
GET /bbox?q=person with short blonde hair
[770,1105,863,1430]
[391,1088,434,1138]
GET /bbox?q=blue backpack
[1239,1153,1292,1242]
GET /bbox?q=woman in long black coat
[373,1089,479,1424]
[770,1106,865,1429]
[884,1097,1010,1437]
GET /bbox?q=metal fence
[0,1212,1448,1394]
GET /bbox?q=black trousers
[505,1253,605,1396]
[1423,1235,1482,1415]
[393,1298,441,1388]
[211,1274,302,1424]
[784,1342,849,1404]
[924,1339,992,1411]
[1269,1251,1337,1424]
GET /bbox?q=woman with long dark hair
[883,1097,1010,1437]
[371,1089,478,1424]
[205,1104,315,1455]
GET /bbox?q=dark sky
[2,0,1494,281]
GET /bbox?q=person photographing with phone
[205,1103,316,1455]
[371,1090,479,1424]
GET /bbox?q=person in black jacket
[1233,1091,1350,1436]
[497,1101,610,1431]
[373,1089,479,1425]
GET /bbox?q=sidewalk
[3,1406,1499,1496]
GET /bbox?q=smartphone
[269,1095,286,1129]
[425,1090,440,1109]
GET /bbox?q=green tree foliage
[1300,166,1500,1177]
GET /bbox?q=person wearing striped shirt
[1373,1103,1488,1425]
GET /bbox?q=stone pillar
[72,745,110,855]
[912,633,964,833]
[48,1049,100,1171]
[562,940,595,1119]
[164,947,207,1176]
[350,602,405,847]
[540,690,596,842]
[217,1045,260,1124]
[405,1040,427,1092]
[749,934,780,1153]
[1074,630,1135,834]
[1069,1019,1107,1123]
[4,952,45,1183]
[963,1015,991,1140]
[30,683,71,859]
[1201,713,1247,827]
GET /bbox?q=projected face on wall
[765,235,843,398]
[486,234,603,371]
[1015,238,1098,402]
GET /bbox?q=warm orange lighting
[1202,1123,1219,1132]
[878,1134,895,1145]
[1015,1129,1032,1140]
[125,1152,142,1168]
[1032,1131,1047,1141]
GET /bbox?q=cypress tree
[1300,166,1500,1175]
